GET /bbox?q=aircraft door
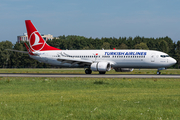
[151,53,155,62]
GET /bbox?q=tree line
[0,35,180,68]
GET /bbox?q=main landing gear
[85,69,106,74]
[85,69,92,74]
[99,71,106,74]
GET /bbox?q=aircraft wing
[57,58,92,66]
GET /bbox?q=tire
[157,72,161,75]
[85,69,92,74]
[99,71,106,74]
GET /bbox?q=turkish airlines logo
[29,31,45,51]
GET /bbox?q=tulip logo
[29,32,45,51]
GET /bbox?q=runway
[0,73,180,78]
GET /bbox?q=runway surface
[1,73,180,78]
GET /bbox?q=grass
[0,68,180,74]
[0,77,180,119]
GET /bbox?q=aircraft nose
[170,58,177,65]
[173,58,177,64]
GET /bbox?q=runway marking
[0,73,180,78]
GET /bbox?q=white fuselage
[30,49,176,69]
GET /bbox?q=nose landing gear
[157,67,166,75]
[157,71,161,75]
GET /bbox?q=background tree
[127,37,134,49]
[0,41,13,68]
[101,42,110,49]
[134,42,149,50]
[158,40,169,53]
[118,43,128,49]
[175,41,180,68]
[147,38,157,50]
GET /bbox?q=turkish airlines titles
[105,52,147,56]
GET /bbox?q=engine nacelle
[91,62,111,71]
[114,68,134,72]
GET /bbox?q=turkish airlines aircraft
[20,20,177,74]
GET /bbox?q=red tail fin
[24,43,36,56]
[25,20,60,52]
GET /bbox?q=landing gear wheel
[85,69,92,74]
[157,71,161,75]
[99,71,106,74]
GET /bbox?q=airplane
[11,20,177,75]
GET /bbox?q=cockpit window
[160,55,169,58]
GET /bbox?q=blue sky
[1,0,180,43]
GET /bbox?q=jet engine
[91,62,111,71]
[114,68,134,72]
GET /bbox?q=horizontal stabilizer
[6,49,28,54]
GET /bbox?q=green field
[0,68,180,74]
[0,77,180,119]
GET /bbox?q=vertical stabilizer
[25,20,60,52]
